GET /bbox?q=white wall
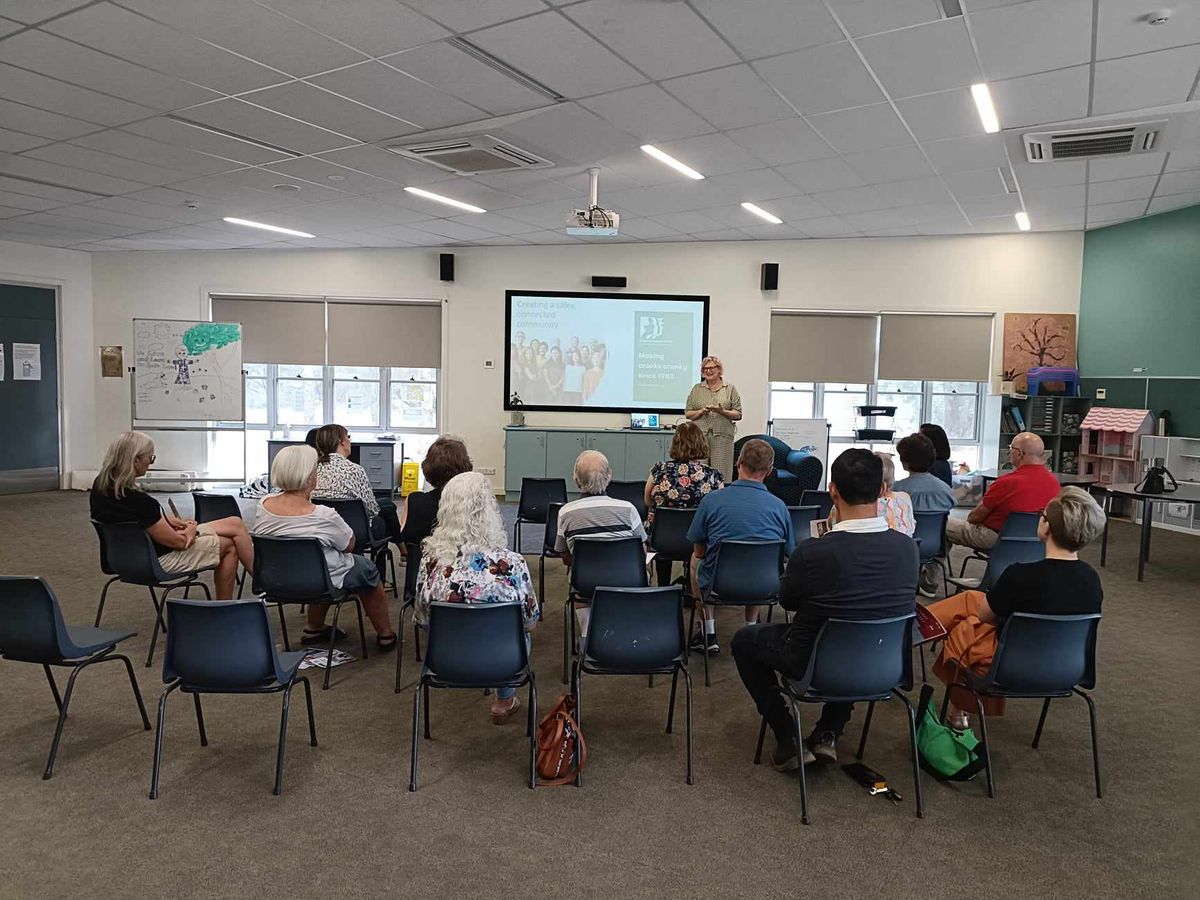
[89,232,1083,486]
[0,239,94,485]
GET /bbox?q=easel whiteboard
[133,318,243,421]
[769,418,831,488]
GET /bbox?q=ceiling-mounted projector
[566,167,620,237]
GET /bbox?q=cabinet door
[624,433,668,483]
[358,444,393,491]
[505,430,548,493]
[544,431,586,490]
[586,432,628,480]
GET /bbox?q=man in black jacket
[731,449,918,769]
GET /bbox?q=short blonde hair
[272,444,318,492]
[874,451,896,488]
[700,355,723,377]
[1045,486,1106,551]
[94,431,155,498]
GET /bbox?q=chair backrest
[982,537,1045,591]
[423,601,529,685]
[998,510,1040,539]
[649,507,697,561]
[0,576,71,663]
[585,587,685,671]
[801,614,916,699]
[912,510,950,561]
[403,542,422,601]
[517,477,567,523]
[789,454,824,493]
[570,536,648,598]
[800,490,833,518]
[541,502,564,556]
[312,497,372,549]
[191,492,242,524]
[95,520,169,584]
[986,612,1100,694]
[607,479,648,520]
[710,540,785,604]
[251,535,338,602]
[91,519,115,576]
[787,505,821,543]
[162,599,281,688]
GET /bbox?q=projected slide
[505,291,709,413]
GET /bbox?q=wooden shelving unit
[997,394,1092,473]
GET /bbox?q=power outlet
[478,466,497,475]
[1095,388,1106,400]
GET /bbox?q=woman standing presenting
[685,355,742,481]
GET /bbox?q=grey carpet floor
[0,490,1196,899]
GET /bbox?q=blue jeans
[498,633,533,699]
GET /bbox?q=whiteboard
[769,418,831,488]
[133,318,244,421]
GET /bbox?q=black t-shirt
[987,558,1103,622]
[89,488,169,555]
[778,527,919,675]
[399,488,442,546]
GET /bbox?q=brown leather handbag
[536,693,587,785]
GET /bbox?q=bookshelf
[1138,434,1200,536]
[998,394,1092,473]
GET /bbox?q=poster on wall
[12,342,41,380]
[1002,313,1077,393]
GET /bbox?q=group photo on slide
[509,332,608,407]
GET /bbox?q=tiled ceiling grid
[0,0,1197,250]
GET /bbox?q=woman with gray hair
[416,471,538,724]
[252,444,396,649]
[927,485,1105,729]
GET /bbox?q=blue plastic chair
[409,602,536,792]
[698,540,786,687]
[800,490,833,519]
[92,520,214,667]
[149,598,316,798]
[648,506,697,588]
[563,536,648,683]
[787,505,822,543]
[913,510,951,594]
[394,541,424,694]
[514,477,567,553]
[251,535,367,691]
[190,492,247,597]
[940,612,1102,800]
[313,496,397,597]
[959,510,1042,577]
[946,536,1044,593]
[606,479,648,522]
[537,502,564,616]
[752,613,923,824]
[573,587,694,786]
[0,576,150,779]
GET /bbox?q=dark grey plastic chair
[0,576,149,779]
[606,479,648,521]
[537,502,564,616]
[946,536,1044,593]
[92,520,214,667]
[313,497,398,597]
[800,490,833,519]
[697,540,786,687]
[752,613,923,824]
[959,510,1042,577]
[563,536,648,683]
[514,477,567,553]
[190,492,247,597]
[149,598,317,798]
[913,510,952,595]
[787,505,822,543]
[409,601,535,792]
[573,586,694,786]
[648,506,697,588]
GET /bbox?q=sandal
[490,696,520,725]
[300,626,347,645]
[376,634,398,653]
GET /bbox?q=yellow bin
[400,460,421,497]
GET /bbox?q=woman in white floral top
[416,471,538,724]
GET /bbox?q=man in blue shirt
[687,438,794,655]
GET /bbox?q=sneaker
[688,631,721,656]
[807,730,838,764]
[918,564,939,599]
[770,741,815,771]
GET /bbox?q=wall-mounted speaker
[760,262,779,291]
[591,275,627,288]
[439,253,455,282]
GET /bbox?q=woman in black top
[928,486,1105,728]
[919,422,954,487]
[399,436,473,547]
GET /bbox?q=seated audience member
[304,428,318,448]
[929,486,1105,729]
[644,421,725,584]
[919,423,954,487]
[946,431,1059,551]
[687,439,794,656]
[312,423,379,518]
[829,452,914,535]
[416,471,539,724]
[253,444,396,649]
[894,432,957,596]
[399,435,473,547]
[555,450,648,646]
[732,449,918,769]
[90,431,253,600]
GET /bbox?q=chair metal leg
[394,601,408,694]
[43,665,63,711]
[413,617,422,661]
[856,701,875,761]
[893,689,925,818]
[1075,688,1103,799]
[145,587,164,668]
[423,681,431,740]
[273,681,293,795]
[702,604,711,688]
[1032,697,1052,749]
[236,567,246,600]
[538,556,545,621]
[94,576,118,627]
[940,681,954,721]
[43,660,91,780]
[149,681,180,799]
[528,676,538,789]
[561,597,572,684]
[299,676,317,746]
[193,694,208,746]
[684,667,694,786]
[790,696,810,825]
[114,653,151,730]
[666,666,679,733]
[918,645,928,683]
[574,668,584,788]
[355,598,368,660]
[753,715,768,764]
[408,681,422,792]
[973,693,995,798]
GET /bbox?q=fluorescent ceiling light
[741,202,783,224]
[640,144,704,180]
[403,186,485,213]
[970,83,1000,134]
[222,217,314,238]
[1015,211,1031,231]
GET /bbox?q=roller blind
[878,314,993,381]
[769,313,878,383]
[326,300,442,368]
[210,296,325,365]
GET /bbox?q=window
[929,381,979,441]
[875,379,923,440]
[276,364,324,428]
[244,363,268,425]
[333,366,381,428]
[389,367,438,430]
[822,383,869,437]
[767,382,815,419]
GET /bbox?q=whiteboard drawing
[134,319,243,421]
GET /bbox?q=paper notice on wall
[0,344,5,381]
[12,342,41,380]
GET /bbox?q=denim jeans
[497,633,533,700]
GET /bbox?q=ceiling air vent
[386,135,553,175]
[1023,120,1166,163]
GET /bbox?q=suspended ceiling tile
[969,0,1094,81]
[856,17,982,98]
[580,84,715,143]
[754,42,884,115]
[688,0,843,61]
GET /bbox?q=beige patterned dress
[685,382,742,481]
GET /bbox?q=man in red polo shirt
[947,432,1060,550]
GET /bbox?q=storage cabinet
[504,427,670,501]
[1138,434,1200,536]
[267,439,398,493]
[503,430,548,494]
